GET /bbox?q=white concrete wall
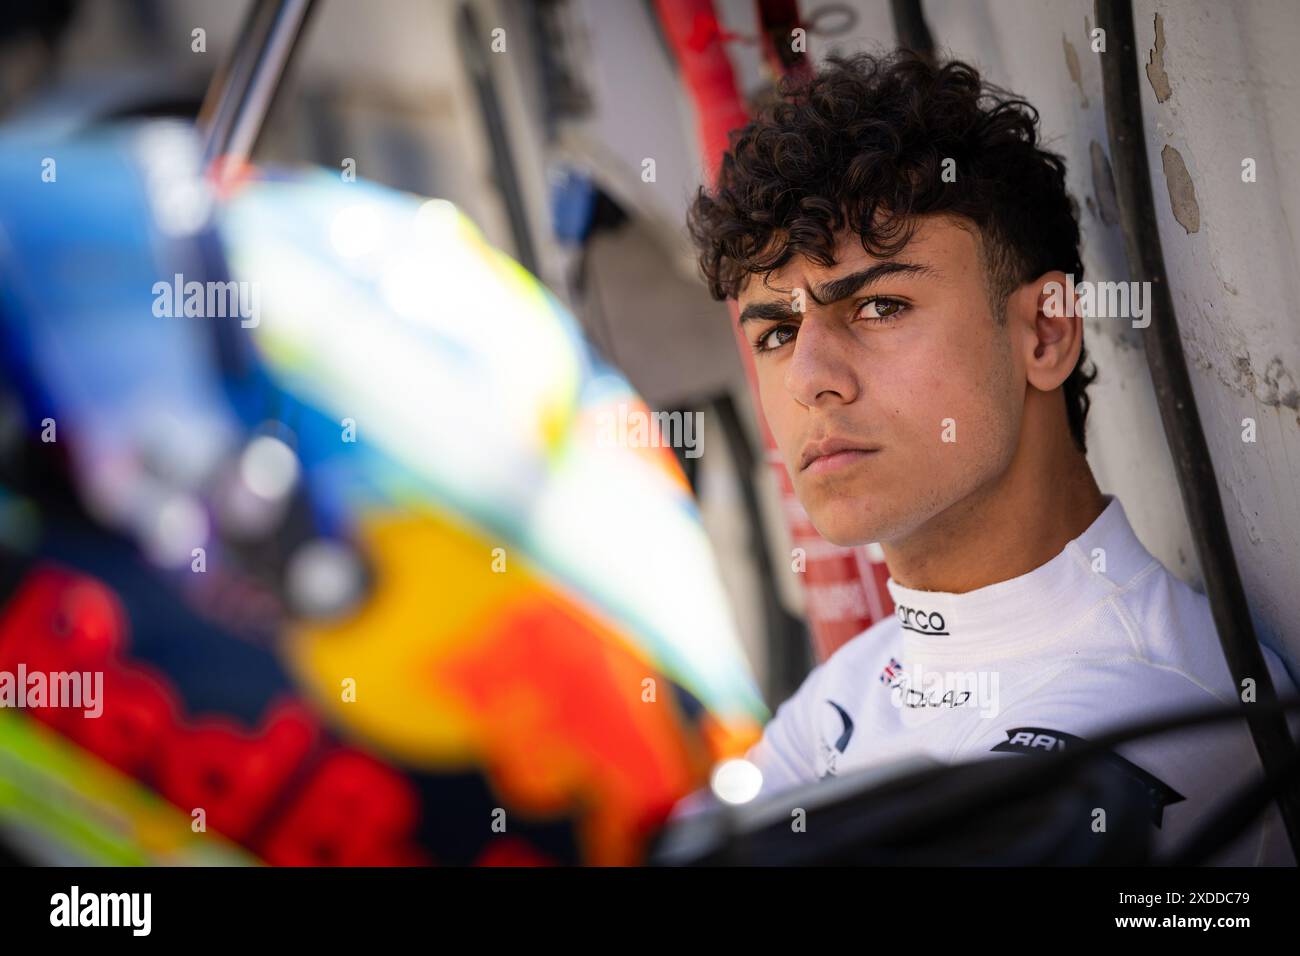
[1129,0,1300,670]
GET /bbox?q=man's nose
[784,318,861,408]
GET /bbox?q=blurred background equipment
[0,0,768,863]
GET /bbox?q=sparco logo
[896,604,948,635]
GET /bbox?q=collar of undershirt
[883,495,1154,665]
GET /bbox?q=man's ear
[1009,270,1084,393]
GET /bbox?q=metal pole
[197,0,315,172]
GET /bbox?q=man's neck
[881,427,1106,594]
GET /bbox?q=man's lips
[798,438,880,473]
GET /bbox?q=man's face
[737,215,1025,547]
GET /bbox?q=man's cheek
[909,361,973,441]
[877,373,946,446]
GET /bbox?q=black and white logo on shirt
[817,700,855,777]
[991,726,1186,827]
[896,604,948,635]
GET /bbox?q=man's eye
[856,297,908,322]
[754,324,797,353]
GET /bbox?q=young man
[687,52,1298,864]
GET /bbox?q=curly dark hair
[688,51,1097,452]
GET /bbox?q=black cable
[921,695,1300,865]
[1094,0,1300,857]
[701,696,1300,866]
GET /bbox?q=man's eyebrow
[736,261,938,325]
[809,261,937,306]
[737,299,798,326]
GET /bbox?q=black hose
[1095,0,1300,857]
[976,694,1300,865]
[886,695,1300,865]
[681,696,1300,866]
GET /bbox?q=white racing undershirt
[744,496,1300,865]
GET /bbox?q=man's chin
[800,481,935,547]
[806,507,892,549]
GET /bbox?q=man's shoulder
[1074,499,1216,658]
[1111,555,1214,636]
[1109,558,1297,697]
